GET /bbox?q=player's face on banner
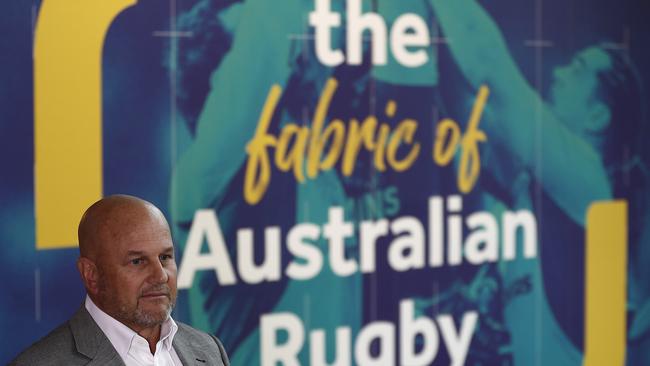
[550,46,613,133]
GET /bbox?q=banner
[2,0,649,364]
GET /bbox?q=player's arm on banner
[171,0,310,223]
[429,0,611,224]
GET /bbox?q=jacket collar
[68,304,217,366]
[69,305,125,366]
[172,330,194,365]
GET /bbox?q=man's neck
[135,325,162,354]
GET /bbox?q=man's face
[549,46,613,134]
[94,209,178,331]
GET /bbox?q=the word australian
[177,195,537,288]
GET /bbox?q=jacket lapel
[69,305,125,366]
[173,327,214,366]
[172,335,193,365]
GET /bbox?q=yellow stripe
[34,0,135,249]
[584,201,627,365]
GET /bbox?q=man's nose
[149,260,169,284]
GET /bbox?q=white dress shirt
[85,296,183,366]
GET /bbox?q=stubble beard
[124,286,176,328]
[98,280,176,329]
[132,293,175,327]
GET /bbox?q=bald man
[11,195,230,366]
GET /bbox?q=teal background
[2,0,650,364]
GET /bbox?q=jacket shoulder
[9,321,88,366]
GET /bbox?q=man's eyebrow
[126,250,145,257]
[125,246,174,257]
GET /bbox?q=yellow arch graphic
[34,0,135,249]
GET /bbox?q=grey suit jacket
[10,306,230,366]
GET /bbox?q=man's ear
[587,102,611,133]
[77,257,99,295]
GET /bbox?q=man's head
[549,46,614,140]
[549,45,644,156]
[76,195,177,332]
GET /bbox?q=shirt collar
[84,295,178,357]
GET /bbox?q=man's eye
[160,254,173,261]
[131,258,143,265]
